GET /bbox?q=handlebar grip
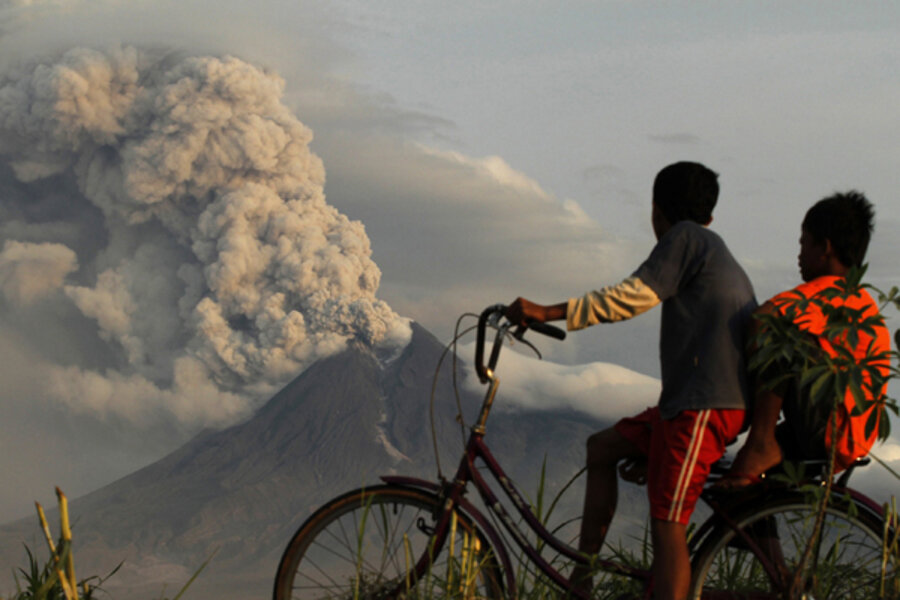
[528,321,566,340]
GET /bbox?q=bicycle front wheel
[689,491,898,600]
[273,485,506,600]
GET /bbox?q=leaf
[847,370,868,416]
[776,460,806,486]
[864,405,880,440]
[799,364,829,389]
[846,327,860,349]
[807,371,835,410]
[877,409,891,440]
[846,263,867,287]
[888,399,900,416]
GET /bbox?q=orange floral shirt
[770,275,891,470]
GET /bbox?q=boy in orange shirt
[724,191,891,485]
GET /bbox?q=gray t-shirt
[633,221,757,419]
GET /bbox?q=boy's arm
[567,275,660,330]
[507,275,660,331]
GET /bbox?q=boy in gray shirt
[507,161,756,600]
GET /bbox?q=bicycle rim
[273,485,505,600]
[689,493,899,600]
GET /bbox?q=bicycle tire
[689,490,899,600]
[273,485,506,600]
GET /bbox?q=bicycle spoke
[333,509,356,556]
[290,559,345,593]
[306,535,357,568]
[372,500,419,577]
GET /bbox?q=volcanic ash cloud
[0,46,410,425]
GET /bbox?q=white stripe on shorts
[667,409,711,522]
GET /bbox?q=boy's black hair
[802,191,874,268]
[652,162,719,225]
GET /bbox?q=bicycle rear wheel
[689,491,898,599]
[273,485,506,600]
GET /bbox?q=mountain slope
[0,323,615,597]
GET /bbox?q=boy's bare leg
[651,519,689,600]
[572,427,642,590]
[721,389,784,487]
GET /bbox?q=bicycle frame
[382,369,648,600]
[383,395,887,600]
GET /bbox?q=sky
[0,0,898,523]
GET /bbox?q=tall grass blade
[166,549,218,600]
[55,489,77,600]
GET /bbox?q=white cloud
[459,341,660,421]
[874,441,900,464]
[418,147,552,204]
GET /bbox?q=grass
[6,479,899,600]
[2,488,212,600]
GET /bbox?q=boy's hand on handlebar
[505,298,567,327]
[505,297,545,327]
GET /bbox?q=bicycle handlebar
[474,304,566,384]
[525,320,568,341]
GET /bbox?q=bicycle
[273,304,899,600]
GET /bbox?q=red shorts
[615,406,744,525]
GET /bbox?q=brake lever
[509,324,542,359]
[518,336,543,360]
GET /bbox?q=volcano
[0,323,609,598]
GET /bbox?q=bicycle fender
[380,475,440,491]
[379,475,518,597]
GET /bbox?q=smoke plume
[0,46,410,426]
